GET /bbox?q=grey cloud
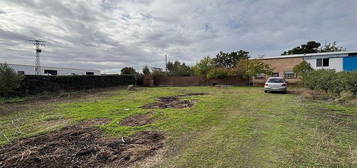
[0,29,32,42]
[0,0,357,73]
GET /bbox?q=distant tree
[142,66,150,75]
[192,56,214,76]
[320,41,346,52]
[206,67,229,79]
[213,50,249,68]
[234,59,273,85]
[166,61,193,76]
[151,69,166,78]
[282,41,321,55]
[0,63,24,97]
[247,60,273,77]
[293,61,314,79]
[282,41,347,55]
[121,67,137,75]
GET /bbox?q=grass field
[1,86,356,167]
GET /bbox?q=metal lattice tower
[29,40,45,75]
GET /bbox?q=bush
[207,68,229,79]
[303,69,357,96]
[0,64,24,97]
[293,61,314,79]
[192,56,214,76]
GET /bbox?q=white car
[264,77,287,93]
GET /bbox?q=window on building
[284,72,296,79]
[316,58,329,67]
[323,58,329,67]
[316,59,322,67]
[86,72,94,75]
[44,69,57,76]
[17,71,25,75]
[272,72,279,77]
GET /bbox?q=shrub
[207,68,229,79]
[192,56,214,76]
[293,61,314,79]
[303,69,357,96]
[338,71,357,95]
[234,59,273,78]
[0,64,24,97]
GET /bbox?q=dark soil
[120,112,154,126]
[178,93,207,97]
[0,123,165,168]
[141,96,193,109]
[141,93,207,109]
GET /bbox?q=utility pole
[165,55,167,72]
[29,40,45,75]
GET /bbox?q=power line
[29,40,46,75]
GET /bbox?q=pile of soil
[141,96,193,109]
[120,112,154,126]
[141,93,207,109]
[0,125,165,168]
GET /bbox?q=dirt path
[157,90,277,167]
[156,88,356,167]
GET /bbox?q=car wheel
[264,90,268,93]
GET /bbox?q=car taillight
[265,84,268,86]
[282,83,287,86]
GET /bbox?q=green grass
[0,97,25,104]
[0,87,356,167]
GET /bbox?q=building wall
[343,55,357,71]
[8,64,100,75]
[253,57,304,84]
[304,56,344,72]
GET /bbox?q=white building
[255,50,357,72]
[6,64,100,76]
[301,52,351,72]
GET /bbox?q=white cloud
[0,0,356,73]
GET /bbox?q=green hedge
[12,75,140,96]
[303,69,357,95]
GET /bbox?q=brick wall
[253,57,304,85]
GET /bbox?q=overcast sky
[0,0,356,73]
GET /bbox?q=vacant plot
[0,87,356,167]
[141,93,206,109]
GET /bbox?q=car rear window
[268,78,285,83]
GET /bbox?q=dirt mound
[141,96,193,109]
[121,112,154,126]
[141,93,207,109]
[0,124,165,168]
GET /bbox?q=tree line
[0,41,344,96]
[122,41,345,79]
